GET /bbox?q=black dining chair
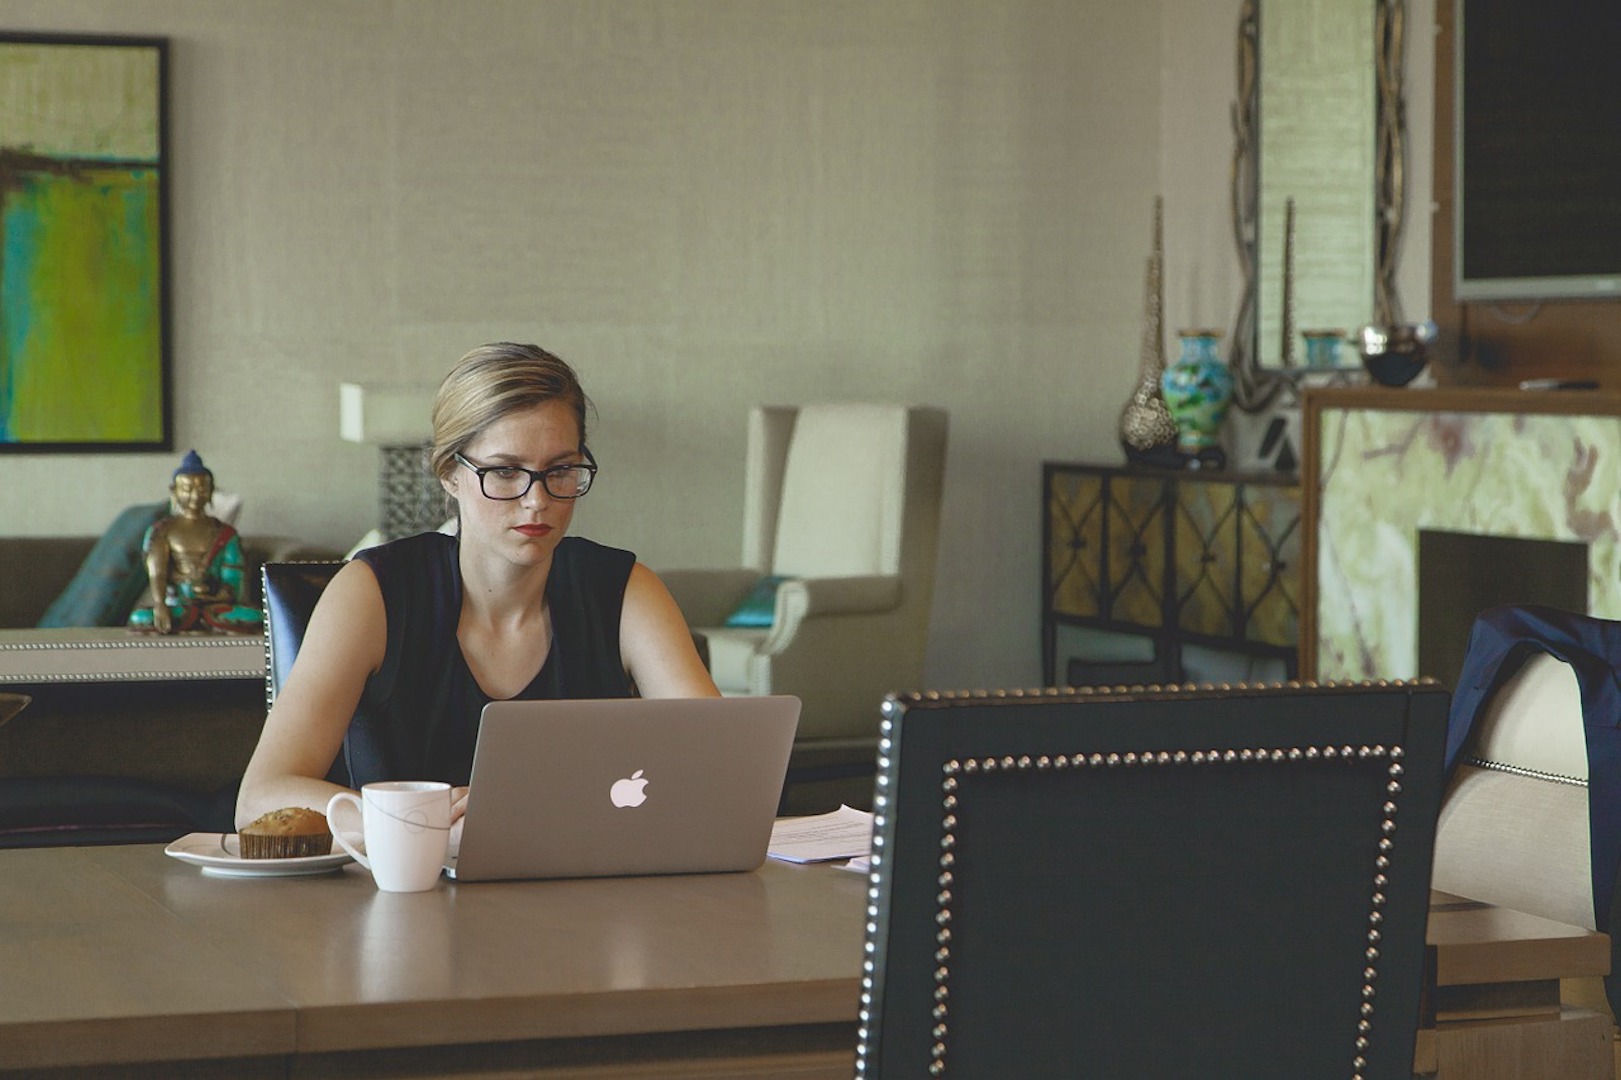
[857,681,1449,1079]
[261,561,345,710]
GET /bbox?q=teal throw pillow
[723,575,792,628]
[38,503,169,628]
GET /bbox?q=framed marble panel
[1310,398,1621,681]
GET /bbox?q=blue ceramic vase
[1160,330,1233,453]
[1302,329,1345,370]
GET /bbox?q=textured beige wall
[0,0,1431,690]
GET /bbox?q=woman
[236,343,718,828]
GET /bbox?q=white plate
[164,832,353,878]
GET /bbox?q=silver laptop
[443,695,801,882]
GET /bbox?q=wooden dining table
[0,840,866,1078]
[0,842,1611,1078]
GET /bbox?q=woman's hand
[448,786,471,850]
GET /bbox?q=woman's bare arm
[235,560,388,826]
[619,562,721,698]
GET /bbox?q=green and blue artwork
[0,35,167,450]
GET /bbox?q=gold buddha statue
[128,450,263,634]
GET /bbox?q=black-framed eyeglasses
[453,449,598,500]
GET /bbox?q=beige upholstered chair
[1432,652,1593,930]
[659,404,948,783]
[1432,646,1621,1038]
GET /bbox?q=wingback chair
[659,404,949,780]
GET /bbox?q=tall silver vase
[1118,197,1180,466]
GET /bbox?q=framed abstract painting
[0,32,170,452]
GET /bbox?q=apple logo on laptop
[610,768,649,808]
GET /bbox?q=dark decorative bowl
[1357,323,1436,387]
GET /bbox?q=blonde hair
[429,343,591,482]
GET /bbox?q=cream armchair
[659,404,948,779]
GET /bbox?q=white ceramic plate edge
[164,832,352,877]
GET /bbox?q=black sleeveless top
[337,532,636,788]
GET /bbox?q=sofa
[0,532,334,629]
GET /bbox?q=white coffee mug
[326,781,452,892]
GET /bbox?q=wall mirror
[1229,0,1408,411]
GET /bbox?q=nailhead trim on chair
[855,677,1430,1080]
[262,564,277,710]
[261,560,345,711]
[1461,755,1588,788]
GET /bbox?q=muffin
[239,807,333,859]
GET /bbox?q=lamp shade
[339,383,436,445]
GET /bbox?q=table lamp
[339,382,445,540]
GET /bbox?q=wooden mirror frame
[1228,0,1409,413]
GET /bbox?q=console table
[1042,462,1301,686]
[0,629,267,825]
[0,627,264,685]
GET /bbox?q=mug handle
[325,791,371,870]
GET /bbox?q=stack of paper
[768,804,874,865]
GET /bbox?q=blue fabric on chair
[722,575,791,628]
[37,503,168,628]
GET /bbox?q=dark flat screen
[1457,0,1621,299]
